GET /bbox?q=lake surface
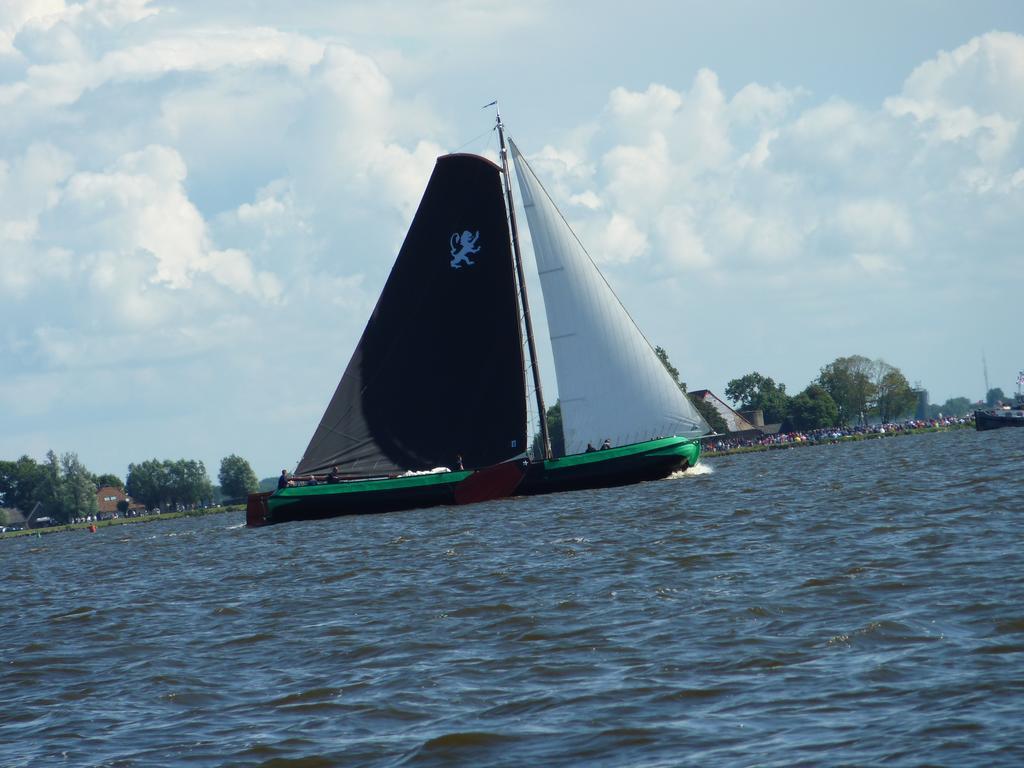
[2,427,1023,767]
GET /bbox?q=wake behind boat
[248,111,708,527]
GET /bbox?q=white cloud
[519,31,1024,293]
[57,145,205,289]
[885,31,1024,169]
[0,245,72,296]
[0,141,73,220]
[0,0,71,58]
[737,128,778,169]
[674,69,733,172]
[0,142,75,296]
[779,98,894,179]
[730,82,800,126]
[61,145,281,299]
[706,204,803,267]
[899,31,1024,120]
[1,140,282,401]
[598,213,649,265]
[523,144,596,210]
[607,82,681,140]
[833,199,913,252]
[569,190,601,210]
[852,253,903,276]
[602,132,673,213]
[655,207,710,270]
[4,26,323,106]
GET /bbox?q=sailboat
[247,111,709,527]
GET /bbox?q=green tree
[93,473,124,490]
[60,452,98,521]
[724,372,770,408]
[128,459,213,510]
[654,346,685,391]
[167,459,214,510]
[935,397,972,417]
[724,372,789,424]
[1,451,103,522]
[541,401,566,458]
[655,344,721,432]
[689,395,728,434]
[758,389,790,425]
[127,459,170,510]
[925,397,970,421]
[529,401,565,458]
[816,355,876,425]
[986,387,1006,406]
[874,363,917,422]
[219,455,260,499]
[0,455,45,512]
[785,384,840,431]
[37,451,64,519]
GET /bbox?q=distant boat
[975,395,1024,430]
[248,111,708,526]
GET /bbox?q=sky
[2,0,1023,480]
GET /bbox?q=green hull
[247,436,701,526]
[257,470,473,525]
[519,436,700,495]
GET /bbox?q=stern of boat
[246,491,273,527]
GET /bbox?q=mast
[495,106,552,460]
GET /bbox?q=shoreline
[0,504,245,540]
[702,422,973,458]
[2,425,975,539]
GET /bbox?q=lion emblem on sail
[449,230,480,269]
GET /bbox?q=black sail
[295,154,528,476]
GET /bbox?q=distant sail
[509,140,709,453]
[296,154,528,476]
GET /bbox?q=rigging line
[449,128,494,155]
[452,101,500,157]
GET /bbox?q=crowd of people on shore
[69,509,152,525]
[702,414,974,454]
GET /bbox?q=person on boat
[585,442,597,452]
[601,438,612,450]
[277,470,290,489]
[455,454,464,470]
[328,466,341,483]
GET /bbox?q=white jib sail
[509,139,710,454]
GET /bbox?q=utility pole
[982,351,990,401]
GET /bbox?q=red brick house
[95,486,145,515]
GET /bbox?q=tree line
[723,354,975,432]
[0,453,262,524]
[534,349,980,453]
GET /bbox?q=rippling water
[3,428,1023,766]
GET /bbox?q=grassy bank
[0,504,245,540]
[704,422,973,458]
